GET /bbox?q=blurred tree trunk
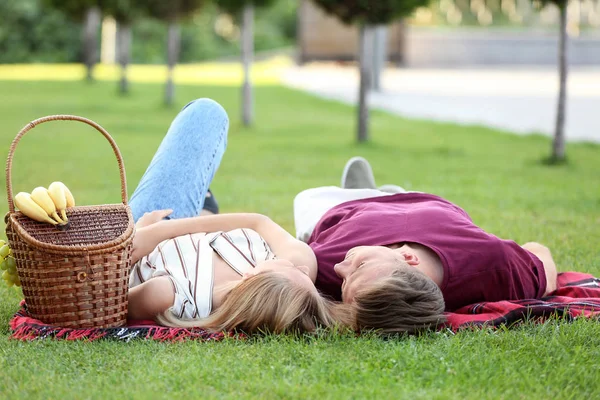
[116,21,132,94]
[396,19,406,67]
[372,24,388,92]
[165,21,181,106]
[241,4,254,127]
[552,4,568,162]
[357,25,375,142]
[83,6,101,82]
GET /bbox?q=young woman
[126,99,336,334]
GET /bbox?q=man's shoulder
[329,192,456,213]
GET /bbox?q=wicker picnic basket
[4,115,135,329]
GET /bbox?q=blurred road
[281,65,600,143]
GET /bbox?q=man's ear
[400,251,420,266]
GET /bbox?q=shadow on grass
[541,155,569,166]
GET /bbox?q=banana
[61,183,75,208]
[14,192,58,225]
[31,187,65,224]
[48,182,69,223]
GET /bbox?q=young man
[294,157,558,334]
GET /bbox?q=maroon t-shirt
[308,193,547,311]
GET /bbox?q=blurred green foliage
[215,0,278,15]
[0,0,81,63]
[312,0,430,25]
[0,0,297,64]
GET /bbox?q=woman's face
[250,259,317,293]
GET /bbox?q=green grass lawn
[0,79,599,399]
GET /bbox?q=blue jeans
[129,98,229,222]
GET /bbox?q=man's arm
[521,242,558,295]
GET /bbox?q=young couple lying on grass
[126,98,558,335]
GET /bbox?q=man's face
[334,246,402,303]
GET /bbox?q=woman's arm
[132,213,265,264]
[132,213,318,281]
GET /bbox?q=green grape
[0,239,5,247]
[2,270,10,281]
[0,259,6,271]
[7,263,17,274]
[4,272,16,288]
[6,257,16,270]
[0,245,9,258]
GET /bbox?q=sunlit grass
[0,56,292,85]
[0,80,598,399]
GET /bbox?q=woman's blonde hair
[156,271,337,334]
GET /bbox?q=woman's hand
[135,209,173,230]
[132,224,163,265]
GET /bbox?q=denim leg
[129,98,229,222]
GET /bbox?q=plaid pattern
[9,301,232,342]
[445,272,600,329]
[9,272,600,341]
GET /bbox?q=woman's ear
[242,271,256,280]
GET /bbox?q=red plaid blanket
[9,303,231,342]
[9,272,600,341]
[445,272,600,329]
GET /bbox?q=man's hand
[135,209,173,230]
[522,242,558,295]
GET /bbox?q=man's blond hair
[347,266,446,334]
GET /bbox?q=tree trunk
[552,4,568,162]
[165,22,181,106]
[241,4,254,127]
[372,25,388,92]
[357,25,375,143]
[396,19,406,67]
[83,6,101,82]
[116,22,132,95]
[297,0,308,65]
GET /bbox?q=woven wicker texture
[9,205,131,249]
[5,115,134,328]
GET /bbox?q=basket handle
[6,115,128,213]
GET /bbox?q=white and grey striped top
[129,228,276,320]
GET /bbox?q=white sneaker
[341,157,377,189]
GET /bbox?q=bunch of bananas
[13,181,75,228]
[0,240,19,288]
